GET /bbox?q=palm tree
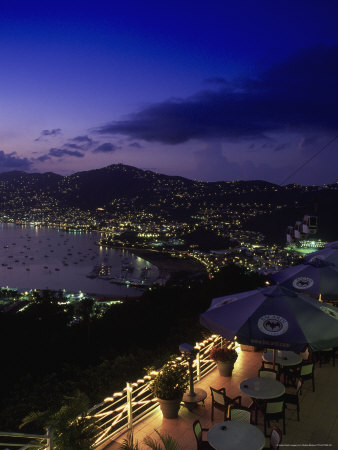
[120,430,182,450]
[21,391,99,450]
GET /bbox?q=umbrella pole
[273,349,276,370]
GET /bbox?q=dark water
[0,223,159,297]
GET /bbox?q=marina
[0,223,159,296]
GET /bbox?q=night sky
[1,1,338,184]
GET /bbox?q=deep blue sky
[1,0,338,184]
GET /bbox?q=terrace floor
[101,349,338,449]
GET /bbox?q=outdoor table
[207,420,265,450]
[240,377,285,425]
[262,350,302,367]
[240,377,285,400]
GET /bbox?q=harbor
[0,223,160,296]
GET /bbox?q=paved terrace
[100,350,338,450]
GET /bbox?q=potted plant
[210,346,238,377]
[149,361,189,419]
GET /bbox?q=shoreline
[112,246,207,280]
[0,223,206,293]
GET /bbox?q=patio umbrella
[304,242,338,266]
[200,285,338,354]
[269,259,338,301]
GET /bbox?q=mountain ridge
[0,163,337,243]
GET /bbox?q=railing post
[126,382,133,430]
[46,427,53,450]
[196,349,201,381]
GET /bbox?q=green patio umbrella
[200,285,338,367]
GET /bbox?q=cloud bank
[48,148,84,158]
[0,151,33,172]
[92,142,119,153]
[35,128,62,141]
[95,46,338,145]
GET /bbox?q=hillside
[0,164,337,243]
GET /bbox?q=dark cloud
[129,142,143,148]
[36,154,51,162]
[49,148,84,158]
[71,135,94,145]
[41,128,62,136]
[92,142,119,153]
[95,46,338,145]
[64,143,85,150]
[35,128,62,141]
[65,135,95,151]
[0,150,33,171]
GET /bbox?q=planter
[240,344,260,352]
[157,397,182,419]
[216,360,235,377]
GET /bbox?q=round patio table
[207,420,265,450]
[262,350,302,367]
[240,377,285,400]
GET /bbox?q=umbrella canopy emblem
[292,277,314,289]
[308,255,324,263]
[320,306,338,321]
[220,297,237,306]
[258,315,289,336]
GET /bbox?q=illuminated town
[0,166,332,289]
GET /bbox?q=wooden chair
[210,386,241,421]
[192,420,213,450]
[263,398,285,436]
[284,378,302,421]
[228,405,252,423]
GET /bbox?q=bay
[0,223,159,297]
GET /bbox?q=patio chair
[261,360,281,371]
[281,362,302,387]
[258,368,280,380]
[263,398,285,436]
[209,386,241,421]
[193,420,213,450]
[284,378,302,421]
[228,405,252,423]
[299,362,315,392]
[317,348,335,367]
[263,426,283,449]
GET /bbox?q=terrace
[1,337,337,449]
[100,348,338,450]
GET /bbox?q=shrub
[149,361,189,400]
[210,346,238,363]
